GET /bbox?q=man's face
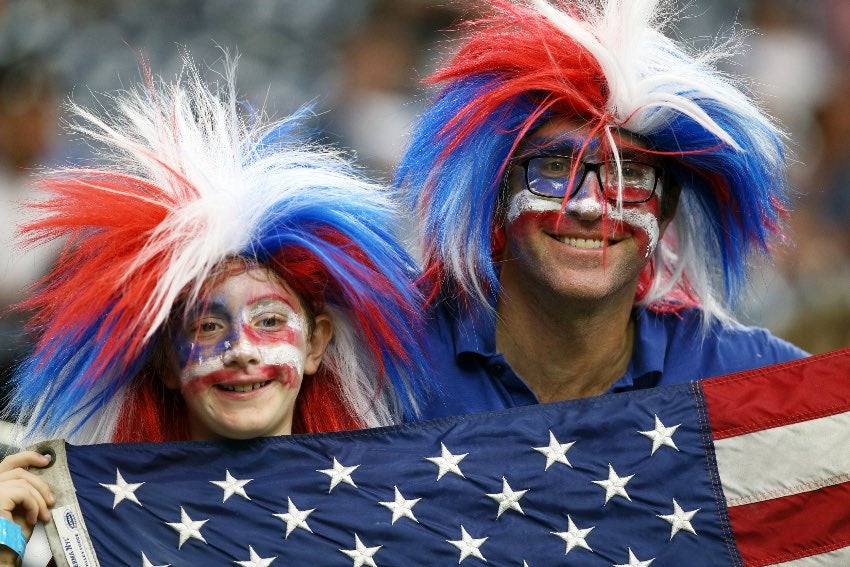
[499,117,673,305]
[170,266,319,440]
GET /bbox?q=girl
[0,57,428,564]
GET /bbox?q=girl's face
[167,265,332,440]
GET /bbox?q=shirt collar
[447,300,670,388]
[615,306,669,388]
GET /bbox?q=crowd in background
[1,0,848,398]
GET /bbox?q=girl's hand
[0,451,55,565]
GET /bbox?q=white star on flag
[486,477,529,518]
[592,464,634,504]
[140,552,170,567]
[447,525,488,563]
[638,415,681,454]
[165,506,208,549]
[425,442,468,480]
[210,469,252,502]
[273,497,315,538]
[378,485,420,524]
[551,515,594,555]
[100,469,144,509]
[318,457,359,493]
[339,533,381,567]
[614,547,655,567]
[657,499,699,539]
[234,546,276,567]
[533,430,576,470]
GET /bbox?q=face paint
[507,190,661,257]
[169,266,318,440]
[566,196,603,219]
[173,274,310,394]
[507,190,562,223]
[609,207,660,258]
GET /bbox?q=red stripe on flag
[702,347,850,440]
[728,480,850,567]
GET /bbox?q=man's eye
[621,166,639,180]
[199,321,220,333]
[542,158,569,174]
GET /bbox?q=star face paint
[170,266,312,440]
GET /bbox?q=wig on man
[398,0,788,322]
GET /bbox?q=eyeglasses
[517,155,663,204]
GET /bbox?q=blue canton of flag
[35,383,733,566]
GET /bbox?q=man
[396,0,807,419]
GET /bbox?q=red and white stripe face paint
[506,190,662,259]
[172,266,312,440]
[499,117,671,305]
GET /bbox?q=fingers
[1,473,54,524]
[0,451,56,526]
[0,478,51,526]
[0,451,51,475]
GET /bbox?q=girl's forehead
[194,266,300,311]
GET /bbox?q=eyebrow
[183,298,229,322]
[246,293,297,310]
[516,133,599,159]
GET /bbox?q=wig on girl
[9,56,429,445]
[397,0,789,323]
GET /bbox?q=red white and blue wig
[9,58,428,445]
[397,0,789,321]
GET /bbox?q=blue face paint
[173,299,240,370]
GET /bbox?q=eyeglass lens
[526,156,659,203]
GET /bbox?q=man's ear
[304,314,334,375]
[659,181,681,237]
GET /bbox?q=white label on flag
[51,505,98,567]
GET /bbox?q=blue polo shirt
[415,301,809,420]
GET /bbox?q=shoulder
[415,300,511,420]
[420,300,460,359]
[638,307,808,381]
[421,299,495,356]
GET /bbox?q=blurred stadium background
[1,0,848,419]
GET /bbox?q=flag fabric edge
[29,439,100,567]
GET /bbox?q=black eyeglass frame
[516,155,665,204]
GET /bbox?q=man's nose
[566,170,604,220]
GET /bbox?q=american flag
[34,347,850,566]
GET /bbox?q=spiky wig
[8,57,428,445]
[397,0,789,321]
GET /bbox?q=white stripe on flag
[765,543,850,566]
[714,410,850,506]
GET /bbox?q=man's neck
[495,286,636,403]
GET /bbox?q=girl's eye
[255,314,286,329]
[187,317,225,338]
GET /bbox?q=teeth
[558,236,604,249]
[220,381,268,392]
